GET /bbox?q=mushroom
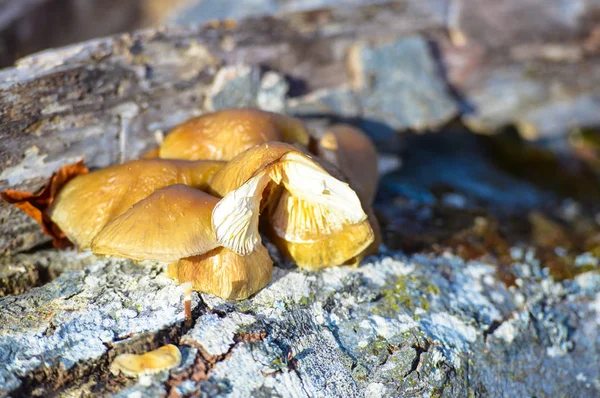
[110,344,182,377]
[168,245,273,300]
[266,192,375,270]
[92,184,273,300]
[312,124,382,259]
[91,184,220,261]
[209,142,374,270]
[157,108,310,161]
[41,159,222,250]
[313,124,379,206]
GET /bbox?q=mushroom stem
[168,245,273,300]
[182,282,193,328]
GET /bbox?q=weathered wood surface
[2,2,600,397]
[2,243,599,396]
[0,246,594,397]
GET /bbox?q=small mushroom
[168,245,273,300]
[48,159,223,249]
[92,184,273,300]
[209,142,374,269]
[157,108,310,161]
[110,344,182,377]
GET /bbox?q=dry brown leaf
[1,161,89,249]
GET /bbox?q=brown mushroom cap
[110,344,182,377]
[158,108,310,161]
[314,124,379,206]
[168,244,273,300]
[313,125,382,260]
[92,184,220,262]
[48,159,223,249]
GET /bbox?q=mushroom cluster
[2,108,380,300]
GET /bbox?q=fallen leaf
[1,161,88,249]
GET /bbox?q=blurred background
[0,0,375,67]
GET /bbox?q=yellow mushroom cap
[208,142,296,197]
[267,192,374,269]
[92,184,220,262]
[158,108,310,161]
[168,244,273,301]
[48,159,223,249]
[209,143,372,267]
[315,124,379,206]
[314,125,383,259]
[110,344,182,377]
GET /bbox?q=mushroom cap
[158,108,310,161]
[267,192,374,269]
[269,219,374,270]
[48,159,223,249]
[208,142,297,197]
[92,184,220,262]
[168,244,273,300]
[110,344,182,377]
[315,124,379,206]
[210,143,367,256]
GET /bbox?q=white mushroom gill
[273,153,366,225]
[212,170,271,255]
